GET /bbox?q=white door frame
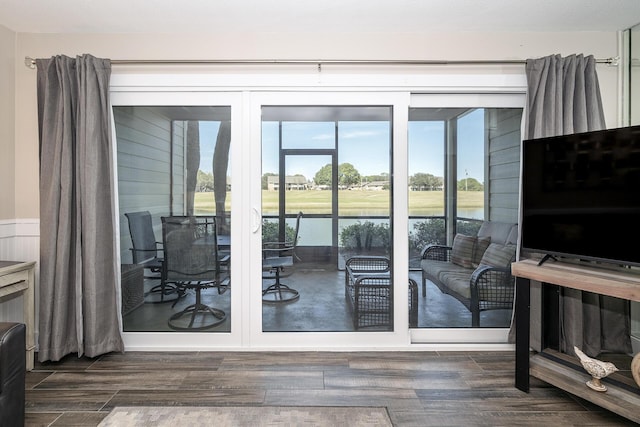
[111,91,246,350]
[408,92,526,347]
[247,91,412,349]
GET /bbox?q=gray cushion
[472,236,491,267]
[479,243,516,268]
[450,234,475,268]
[477,221,517,245]
[439,270,512,302]
[439,270,472,299]
[421,259,472,283]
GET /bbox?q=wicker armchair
[344,256,418,330]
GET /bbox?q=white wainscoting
[0,219,39,344]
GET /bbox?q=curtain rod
[24,56,620,69]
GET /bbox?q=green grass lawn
[195,190,484,216]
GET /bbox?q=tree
[410,173,442,191]
[314,163,362,188]
[338,163,361,187]
[409,218,446,251]
[262,172,278,190]
[365,173,388,182]
[457,177,484,191]
[314,164,332,187]
[197,170,214,192]
[433,175,444,190]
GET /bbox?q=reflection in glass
[162,216,230,330]
[115,106,232,333]
[457,109,485,223]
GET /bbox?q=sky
[198,121,221,173]
[262,120,392,179]
[198,108,486,182]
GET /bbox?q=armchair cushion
[438,270,474,299]
[472,236,492,267]
[479,243,517,269]
[423,260,470,282]
[450,234,476,268]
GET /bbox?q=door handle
[252,207,261,233]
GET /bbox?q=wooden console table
[0,261,36,370]
[512,258,640,423]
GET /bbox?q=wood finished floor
[25,351,636,426]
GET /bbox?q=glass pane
[115,106,232,333]
[337,118,392,265]
[285,155,331,215]
[338,121,391,215]
[409,107,522,329]
[408,117,446,269]
[261,121,280,216]
[282,122,335,149]
[261,106,393,332]
[457,109,485,226]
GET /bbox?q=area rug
[99,406,392,426]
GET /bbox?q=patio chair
[344,256,419,330]
[262,211,303,303]
[125,211,180,303]
[162,216,230,330]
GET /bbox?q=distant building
[409,183,443,191]
[267,175,309,190]
[361,181,389,191]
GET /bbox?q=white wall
[0,25,15,221]
[0,25,39,341]
[0,27,19,326]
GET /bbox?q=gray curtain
[37,54,124,362]
[523,54,631,357]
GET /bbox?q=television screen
[521,125,640,267]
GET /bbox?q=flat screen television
[521,125,640,267]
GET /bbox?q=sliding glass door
[248,92,411,348]
[260,105,393,332]
[110,82,525,350]
[408,94,525,344]
[112,92,244,349]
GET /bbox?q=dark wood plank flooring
[25,351,636,426]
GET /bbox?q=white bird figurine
[573,346,619,392]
